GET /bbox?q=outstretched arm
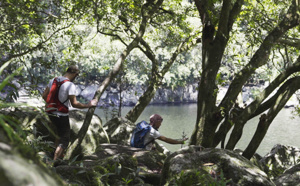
[69,95,97,109]
[157,136,188,144]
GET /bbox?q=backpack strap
[144,139,155,147]
[143,126,157,147]
[59,79,70,103]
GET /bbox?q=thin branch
[219,2,300,111]
[243,76,300,159]
[277,37,300,48]
[248,55,300,119]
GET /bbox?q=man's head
[66,65,80,81]
[150,114,163,130]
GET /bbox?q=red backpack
[45,77,70,113]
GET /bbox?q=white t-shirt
[47,76,76,116]
[143,127,161,150]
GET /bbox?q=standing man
[143,114,188,150]
[42,65,97,160]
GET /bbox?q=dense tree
[0,0,97,91]
[124,1,200,122]
[125,35,200,123]
[65,0,165,159]
[190,0,300,159]
[2,0,300,161]
[0,0,87,63]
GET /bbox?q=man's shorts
[48,114,70,149]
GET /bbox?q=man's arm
[69,95,97,109]
[157,136,188,144]
[42,87,50,101]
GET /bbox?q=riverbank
[6,78,300,108]
[10,82,300,157]
[95,103,300,157]
[1,106,300,185]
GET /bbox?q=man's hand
[181,137,189,144]
[88,99,98,107]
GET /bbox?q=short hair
[150,114,163,124]
[66,65,80,74]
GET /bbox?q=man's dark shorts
[48,114,70,149]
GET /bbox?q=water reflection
[95,104,300,156]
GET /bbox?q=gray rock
[55,144,166,185]
[80,85,97,100]
[260,144,300,180]
[26,109,108,158]
[75,85,82,96]
[69,110,108,157]
[101,117,135,145]
[0,143,63,186]
[161,146,274,186]
[274,164,300,186]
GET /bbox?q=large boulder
[274,164,300,185]
[161,146,274,186]
[4,108,108,158]
[234,149,265,170]
[55,144,167,185]
[68,110,108,156]
[0,143,64,186]
[100,117,135,145]
[259,144,300,180]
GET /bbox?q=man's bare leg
[53,146,64,160]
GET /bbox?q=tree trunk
[125,83,157,122]
[225,58,300,150]
[212,56,300,148]
[125,37,200,123]
[191,0,244,147]
[192,0,300,150]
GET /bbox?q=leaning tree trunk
[64,0,164,160]
[225,56,300,150]
[213,57,300,148]
[221,2,300,151]
[125,83,158,122]
[65,47,136,160]
[242,77,300,159]
[125,37,200,123]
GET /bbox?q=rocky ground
[1,109,300,185]
[1,79,300,185]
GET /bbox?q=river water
[95,103,300,157]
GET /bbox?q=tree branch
[248,54,300,119]
[224,55,300,150]
[277,37,300,48]
[243,76,300,159]
[219,2,300,112]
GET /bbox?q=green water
[95,104,300,156]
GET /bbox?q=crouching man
[130,114,188,150]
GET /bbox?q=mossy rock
[0,142,64,186]
[161,146,274,186]
[55,165,104,185]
